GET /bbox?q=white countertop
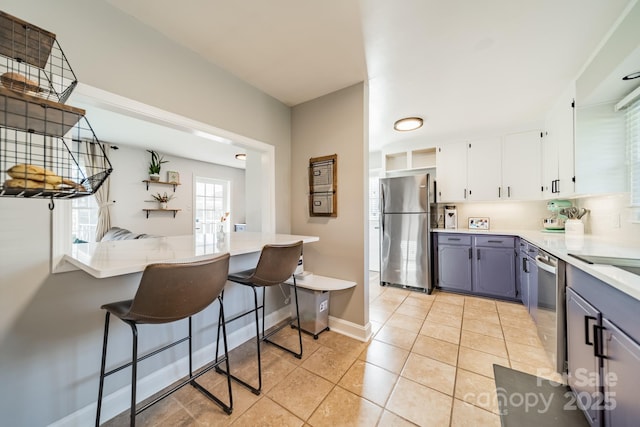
[285,274,357,292]
[433,228,640,302]
[63,232,319,279]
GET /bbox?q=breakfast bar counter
[62,232,320,278]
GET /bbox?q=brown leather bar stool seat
[216,241,303,395]
[95,254,233,427]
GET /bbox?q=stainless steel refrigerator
[380,174,433,293]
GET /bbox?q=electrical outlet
[612,213,621,229]
[319,301,328,312]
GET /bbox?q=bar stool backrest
[249,241,303,287]
[126,253,230,324]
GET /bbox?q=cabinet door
[502,131,542,200]
[541,130,558,198]
[436,142,468,202]
[437,244,472,292]
[566,288,601,427]
[467,137,502,201]
[473,247,516,298]
[520,251,529,308]
[544,82,574,198]
[557,85,575,198]
[602,317,640,427]
[574,102,627,195]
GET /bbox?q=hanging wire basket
[0,11,111,200]
[0,11,77,104]
[0,91,112,199]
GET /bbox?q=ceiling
[98,0,634,155]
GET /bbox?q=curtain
[84,141,112,241]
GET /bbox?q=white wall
[106,146,246,237]
[0,1,290,425]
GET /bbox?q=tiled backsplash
[436,200,549,231]
[574,193,640,244]
[436,194,640,244]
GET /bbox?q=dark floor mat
[493,365,589,427]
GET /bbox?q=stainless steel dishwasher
[535,250,566,373]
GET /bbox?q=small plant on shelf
[147,150,168,181]
[151,192,175,209]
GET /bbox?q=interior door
[194,177,230,234]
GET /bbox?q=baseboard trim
[48,306,291,427]
[328,316,371,342]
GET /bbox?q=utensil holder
[565,219,584,237]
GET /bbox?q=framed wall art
[468,217,490,230]
[309,154,337,217]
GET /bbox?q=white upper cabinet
[467,137,502,201]
[502,131,542,200]
[436,141,468,202]
[574,100,627,194]
[544,82,576,198]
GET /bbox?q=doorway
[194,177,231,234]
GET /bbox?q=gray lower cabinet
[566,265,640,427]
[566,287,601,427]
[436,233,516,299]
[474,238,516,298]
[437,244,473,291]
[519,240,539,320]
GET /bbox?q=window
[72,195,99,242]
[71,148,99,242]
[628,97,640,207]
[195,177,230,234]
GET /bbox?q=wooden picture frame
[468,217,490,230]
[166,171,180,183]
[309,154,337,217]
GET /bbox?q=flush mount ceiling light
[235,153,246,160]
[394,117,423,131]
[622,71,640,80]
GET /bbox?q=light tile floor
[103,275,560,426]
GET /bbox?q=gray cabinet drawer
[474,235,515,248]
[437,234,472,245]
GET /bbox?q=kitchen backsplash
[574,193,640,244]
[435,200,549,230]
[437,193,640,244]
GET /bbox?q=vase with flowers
[217,212,230,238]
[151,192,175,209]
[147,150,168,181]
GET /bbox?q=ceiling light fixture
[394,117,423,131]
[622,71,640,81]
[235,153,247,160]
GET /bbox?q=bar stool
[95,254,233,427]
[216,241,303,395]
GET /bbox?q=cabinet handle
[508,186,511,198]
[498,187,501,198]
[523,257,529,273]
[477,248,480,260]
[487,240,502,243]
[464,189,467,199]
[584,315,596,346]
[593,324,608,359]
[468,247,472,259]
[448,238,461,241]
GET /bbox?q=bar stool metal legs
[95,255,232,426]
[215,278,303,395]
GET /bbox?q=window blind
[629,98,640,206]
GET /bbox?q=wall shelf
[142,180,180,191]
[142,208,181,218]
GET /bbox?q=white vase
[149,173,160,181]
[160,202,167,210]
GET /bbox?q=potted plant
[147,150,168,181]
[151,192,175,209]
